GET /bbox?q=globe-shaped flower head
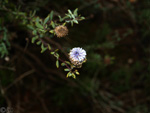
[54,25,68,38]
[69,47,87,67]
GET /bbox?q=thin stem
[40,39,72,70]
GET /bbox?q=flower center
[74,51,79,57]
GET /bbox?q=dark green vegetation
[0,0,150,113]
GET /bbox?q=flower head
[54,25,68,38]
[69,47,87,67]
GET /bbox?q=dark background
[0,0,150,113]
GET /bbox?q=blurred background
[0,0,150,113]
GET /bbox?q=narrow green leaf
[61,63,66,66]
[63,22,66,26]
[56,60,59,68]
[44,15,50,25]
[66,72,72,78]
[0,43,8,58]
[36,41,41,45]
[65,20,70,23]
[66,14,71,18]
[73,20,78,24]
[38,29,46,33]
[80,17,85,20]
[72,73,76,79]
[51,52,55,55]
[51,21,55,28]
[35,22,44,29]
[54,53,59,59]
[65,61,71,65]
[68,9,72,15]
[32,30,37,35]
[45,24,48,29]
[49,30,54,33]
[41,48,47,53]
[41,44,47,53]
[50,11,54,20]
[48,44,51,50]
[54,49,59,52]
[68,9,75,19]
[71,21,73,26]
[58,15,63,22]
[73,8,78,16]
[66,72,70,77]
[71,14,75,19]
[32,10,36,17]
[27,25,34,30]
[75,71,80,75]
[35,17,40,23]
[39,34,44,38]
[32,36,38,43]
[64,68,70,72]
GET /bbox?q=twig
[116,0,137,28]
[4,69,35,92]
[0,80,12,107]
[22,56,66,84]
[0,65,16,71]
[37,96,50,113]
[12,43,77,86]
[16,85,21,113]
[12,43,66,75]
[40,39,72,70]
[45,37,68,57]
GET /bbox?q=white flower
[69,47,86,66]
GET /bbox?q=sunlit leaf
[35,22,44,29]
[44,15,50,25]
[61,63,66,66]
[56,60,59,68]
[41,44,47,53]
[64,68,70,71]
[72,73,76,79]
[50,11,54,20]
[32,36,38,43]
[36,40,41,45]
[73,20,78,24]
[48,44,51,50]
[73,8,78,16]
[51,21,55,28]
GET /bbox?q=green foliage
[0,70,14,87]
[0,27,10,58]
[127,105,149,113]
[0,0,150,112]
[59,8,85,26]
[0,3,85,79]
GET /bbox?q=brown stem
[40,39,72,70]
